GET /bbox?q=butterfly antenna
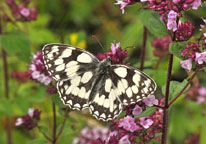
[125,46,136,49]
[92,35,105,52]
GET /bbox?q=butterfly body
[42,44,156,121]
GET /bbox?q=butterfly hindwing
[89,74,122,121]
[42,44,99,81]
[57,69,97,110]
[109,65,157,105]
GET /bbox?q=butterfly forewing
[42,44,99,81]
[109,65,157,105]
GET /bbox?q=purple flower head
[176,21,194,41]
[180,58,192,71]
[132,104,142,115]
[73,127,110,144]
[15,108,41,130]
[143,95,158,107]
[167,19,177,32]
[119,135,131,144]
[118,116,139,132]
[139,117,154,129]
[28,51,53,86]
[5,0,37,22]
[11,71,29,83]
[47,85,57,94]
[152,36,171,57]
[195,52,206,64]
[181,43,200,60]
[97,41,128,64]
[191,0,201,10]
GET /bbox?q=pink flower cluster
[28,51,53,86]
[72,127,110,144]
[5,0,37,21]
[187,83,206,104]
[107,108,163,143]
[15,108,41,130]
[97,42,128,64]
[151,36,171,57]
[11,71,30,83]
[180,18,206,71]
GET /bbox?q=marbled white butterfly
[42,44,157,121]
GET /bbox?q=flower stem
[168,68,199,107]
[0,14,12,144]
[161,54,173,144]
[140,26,147,71]
[55,110,68,142]
[52,103,57,144]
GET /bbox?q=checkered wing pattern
[42,44,99,81]
[109,65,157,105]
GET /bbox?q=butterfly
[42,44,157,121]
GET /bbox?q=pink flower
[114,0,129,14]
[97,41,128,64]
[20,7,30,17]
[167,19,177,32]
[197,96,205,104]
[198,88,206,96]
[28,108,35,117]
[15,118,23,126]
[132,105,142,115]
[168,10,177,20]
[180,58,192,71]
[173,0,181,3]
[195,52,206,64]
[139,117,154,129]
[143,95,158,107]
[111,42,120,54]
[118,116,139,132]
[119,135,131,144]
[191,0,201,10]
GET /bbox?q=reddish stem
[52,103,57,144]
[161,54,173,144]
[1,14,12,144]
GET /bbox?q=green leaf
[13,96,30,113]
[134,107,157,118]
[51,93,64,107]
[162,80,189,100]
[169,42,186,58]
[0,99,13,116]
[0,30,31,61]
[140,10,168,37]
[38,126,49,135]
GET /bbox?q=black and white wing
[88,65,156,121]
[89,74,123,121]
[42,44,99,81]
[110,65,157,105]
[42,44,99,110]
